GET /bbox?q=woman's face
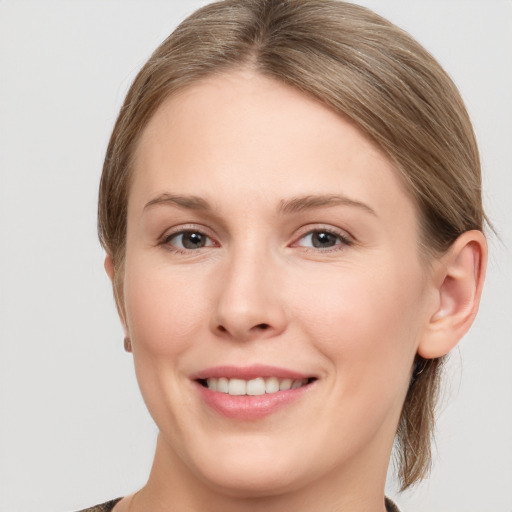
[121,70,437,496]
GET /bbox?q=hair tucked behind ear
[98,0,487,489]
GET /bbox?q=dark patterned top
[76,499,121,512]
[76,496,400,511]
[386,496,401,512]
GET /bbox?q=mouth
[192,366,318,419]
[197,376,316,396]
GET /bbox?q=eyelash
[159,225,353,254]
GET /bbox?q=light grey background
[0,1,510,511]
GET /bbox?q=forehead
[130,70,417,227]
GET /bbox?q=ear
[417,230,487,359]
[104,252,115,281]
[104,253,129,336]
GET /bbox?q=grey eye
[299,231,342,249]
[311,231,339,248]
[169,231,209,250]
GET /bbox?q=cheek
[123,262,208,356]
[292,258,426,380]
[122,262,210,430]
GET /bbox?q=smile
[192,366,317,419]
[199,377,312,396]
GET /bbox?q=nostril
[214,322,272,337]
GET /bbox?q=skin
[107,70,486,512]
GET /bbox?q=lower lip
[194,381,314,420]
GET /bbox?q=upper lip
[190,364,315,381]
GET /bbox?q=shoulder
[74,498,122,512]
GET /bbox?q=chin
[184,439,314,498]
[199,462,304,498]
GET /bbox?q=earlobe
[417,230,487,359]
[104,253,115,282]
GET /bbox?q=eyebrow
[278,194,377,216]
[144,193,211,211]
[143,193,377,216]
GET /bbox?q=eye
[164,230,215,251]
[295,229,351,250]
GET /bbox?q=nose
[211,246,287,342]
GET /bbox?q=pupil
[183,232,204,249]
[312,232,336,248]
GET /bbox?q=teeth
[228,378,246,396]
[247,378,265,396]
[279,378,292,390]
[265,377,279,393]
[204,377,310,395]
[291,379,303,389]
[217,377,228,393]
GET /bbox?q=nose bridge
[212,238,286,340]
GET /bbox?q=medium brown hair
[98,0,485,490]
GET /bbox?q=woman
[88,1,487,510]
